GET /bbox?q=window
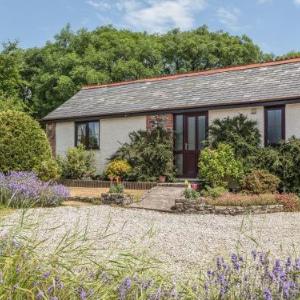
[75,121,100,149]
[265,106,285,146]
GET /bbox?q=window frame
[264,105,285,146]
[75,120,100,150]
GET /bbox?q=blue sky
[0,0,299,55]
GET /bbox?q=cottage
[43,58,300,178]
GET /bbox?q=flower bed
[0,172,69,208]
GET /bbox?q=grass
[0,204,14,218]
[68,187,145,202]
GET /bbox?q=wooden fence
[60,179,157,190]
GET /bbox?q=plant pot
[159,175,166,183]
[191,183,199,191]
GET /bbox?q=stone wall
[101,193,133,205]
[45,122,56,156]
[172,198,284,215]
[146,114,173,131]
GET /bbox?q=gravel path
[2,206,300,276]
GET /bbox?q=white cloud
[86,0,207,32]
[86,0,111,11]
[216,7,241,31]
[294,0,300,5]
[257,0,272,4]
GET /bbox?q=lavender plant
[0,171,69,208]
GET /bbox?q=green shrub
[201,186,228,199]
[105,159,131,181]
[241,169,280,194]
[253,138,300,194]
[0,110,52,173]
[183,188,200,200]
[109,183,125,194]
[58,144,95,179]
[111,127,174,182]
[33,159,61,182]
[198,144,243,188]
[209,114,261,161]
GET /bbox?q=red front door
[174,112,208,178]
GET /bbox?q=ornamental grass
[0,213,299,299]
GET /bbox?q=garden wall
[172,198,284,215]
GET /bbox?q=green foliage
[201,186,228,199]
[112,127,174,182]
[1,25,268,119]
[253,138,300,194]
[33,159,61,182]
[109,183,124,194]
[198,144,243,188]
[105,159,132,181]
[58,144,95,179]
[0,110,52,173]
[241,170,280,194]
[209,114,261,161]
[183,188,200,200]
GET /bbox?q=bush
[209,114,261,161]
[109,183,124,194]
[105,160,131,181]
[201,186,228,199]
[241,170,280,194]
[33,159,61,182]
[111,127,174,182]
[58,145,95,179]
[0,110,52,173]
[198,144,243,188]
[253,138,300,194]
[276,193,300,212]
[0,172,69,208]
[183,188,200,200]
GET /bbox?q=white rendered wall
[55,116,146,174]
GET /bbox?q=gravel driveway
[3,206,300,276]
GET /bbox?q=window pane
[188,116,196,150]
[198,116,206,150]
[175,115,183,151]
[175,154,183,176]
[76,123,87,146]
[88,122,100,148]
[267,109,282,145]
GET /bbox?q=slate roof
[43,58,300,121]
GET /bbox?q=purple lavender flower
[0,172,69,207]
[251,250,257,260]
[231,253,240,271]
[36,290,44,300]
[263,288,272,300]
[78,287,87,300]
[119,277,131,300]
[41,271,51,279]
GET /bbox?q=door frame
[173,111,208,178]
